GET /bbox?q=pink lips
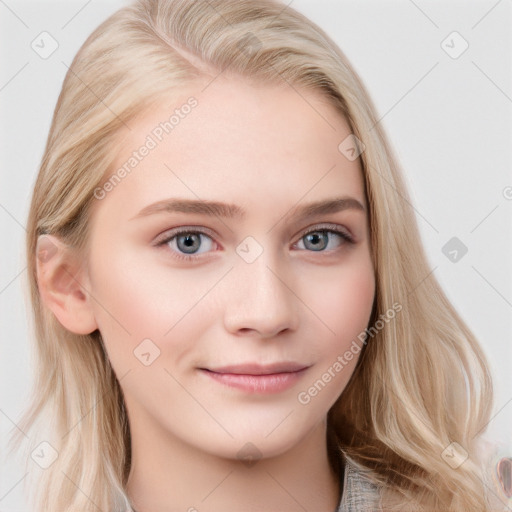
[200,363,309,394]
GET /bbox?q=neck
[126,416,342,512]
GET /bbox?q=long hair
[10,0,493,510]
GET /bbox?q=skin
[37,76,375,512]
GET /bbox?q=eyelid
[153,225,219,247]
[292,222,354,244]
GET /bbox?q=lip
[199,362,310,394]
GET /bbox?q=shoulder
[338,453,383,512]
[337,440,512,512]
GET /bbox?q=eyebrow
[130,196,365,221]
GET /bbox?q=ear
[36,234,98,335]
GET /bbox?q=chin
[197,420,320,463]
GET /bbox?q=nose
[222,255,300,338]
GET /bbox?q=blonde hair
[10,0,494,510]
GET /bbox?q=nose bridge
[222,247,298,337]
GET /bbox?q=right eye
[155,228,220,260]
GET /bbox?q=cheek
[309,255,375,345]
[86,246,219,372]
[296,260,374,408]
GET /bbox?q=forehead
[97,76,365,216]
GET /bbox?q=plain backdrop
[1,0,511,510]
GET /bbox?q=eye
[173,232,214,254]
[294,225,354,252]
[155,228,218,258]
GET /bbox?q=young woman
[10,0,502,510]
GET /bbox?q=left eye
[165,232,215,255]
[295,230,349,251]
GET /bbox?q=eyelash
[154,223,355,262]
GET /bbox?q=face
[84,76,375,460]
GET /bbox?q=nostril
[236,326,288,337]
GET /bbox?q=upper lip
[202,362,309,375]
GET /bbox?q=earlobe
[36,234,98,335]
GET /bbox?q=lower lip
[200,368,307,394]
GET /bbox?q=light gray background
[1,1,511,509]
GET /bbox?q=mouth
[198,362,310,394]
